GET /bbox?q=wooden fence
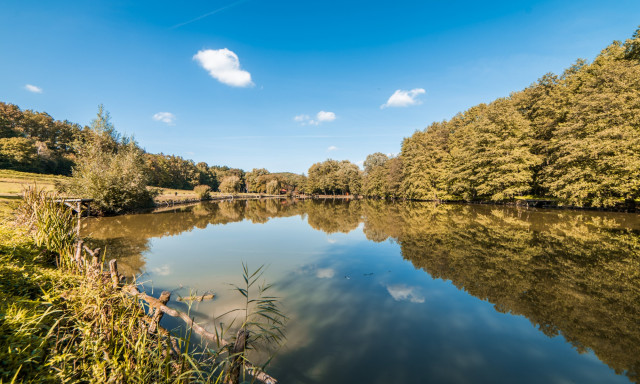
[72,240,277,384]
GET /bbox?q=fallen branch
[124,285,229,347]
[122,281,277,383]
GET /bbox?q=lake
[81,199,640,383]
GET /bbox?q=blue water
[82,200,639,383]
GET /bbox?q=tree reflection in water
[82,199,640,383]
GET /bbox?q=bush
[58,106,153,214]
[219,175,242,193]
[193,184,211,200]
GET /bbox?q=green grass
[0,191,284,383]
[0,222,234,383]
[0,189,220,382]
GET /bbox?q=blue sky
[1,1,639,174]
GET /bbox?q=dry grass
[0,170,68,196]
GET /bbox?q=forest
[1,28,639,210]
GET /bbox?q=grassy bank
[0,222,220,382]
[0,170,286,212]
[0,192,281,383]
[0,170,65,197]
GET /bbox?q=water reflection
[82,199,640,383]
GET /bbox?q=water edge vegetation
[0,188,285,383]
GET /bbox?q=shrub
[58,106,153,214]
[194,184,211,200]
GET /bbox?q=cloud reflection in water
[386,284,425,303]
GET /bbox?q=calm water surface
[82,199,640,383]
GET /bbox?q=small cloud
[295,111,337,126]
[327,145,338,151]
[152,112,176,125]
[316,268,335,279]
[193,48,253,87]
[316,110,336,122]
[381,88,425,109]
[386,284,425,303]
[24,84,43,93]
[356,160,364,166]
[294,114,310,122]
[327,238,337,244]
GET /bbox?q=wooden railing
[72,241,278,384]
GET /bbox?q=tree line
[3,28,640,210]
[289,28,640,207]
[365,28,640,208]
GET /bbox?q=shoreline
[149,194,638,215]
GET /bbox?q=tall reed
[15,186,77,268]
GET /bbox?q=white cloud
[316,111,336,122]
[386,284,425,303]
[24,84,43,93]
[152,112,176,125]
[294,114,310,122]
[193,48,253,87]
[381,88,425,109]
[327,145,338,151]
[295,111,337,126]
[316,268,335,279]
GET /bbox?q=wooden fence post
[229,329,249,384]
[108,259,120,289]
[74,240,84,268]
[92,248,101,269]
[149,291,171,334]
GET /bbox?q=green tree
[246,168,270,193]
[196,161,218,190]
[219,175,242,193]
[266,179,280,195]
[0,137,39,171]
[542,40,640,206]
[307,159,361,195]
[385,156,403,199]
[0,102,23,138]
[60,106,152,214]
[448,99,540,201]
[363,152,388,174]
[401,121,451,200]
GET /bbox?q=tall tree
[363,152,388,174]
[60,106,152,214]
[542,40,640,206]
[401,121,451,200]
[448,99,540,201]
[307,159,362,195]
